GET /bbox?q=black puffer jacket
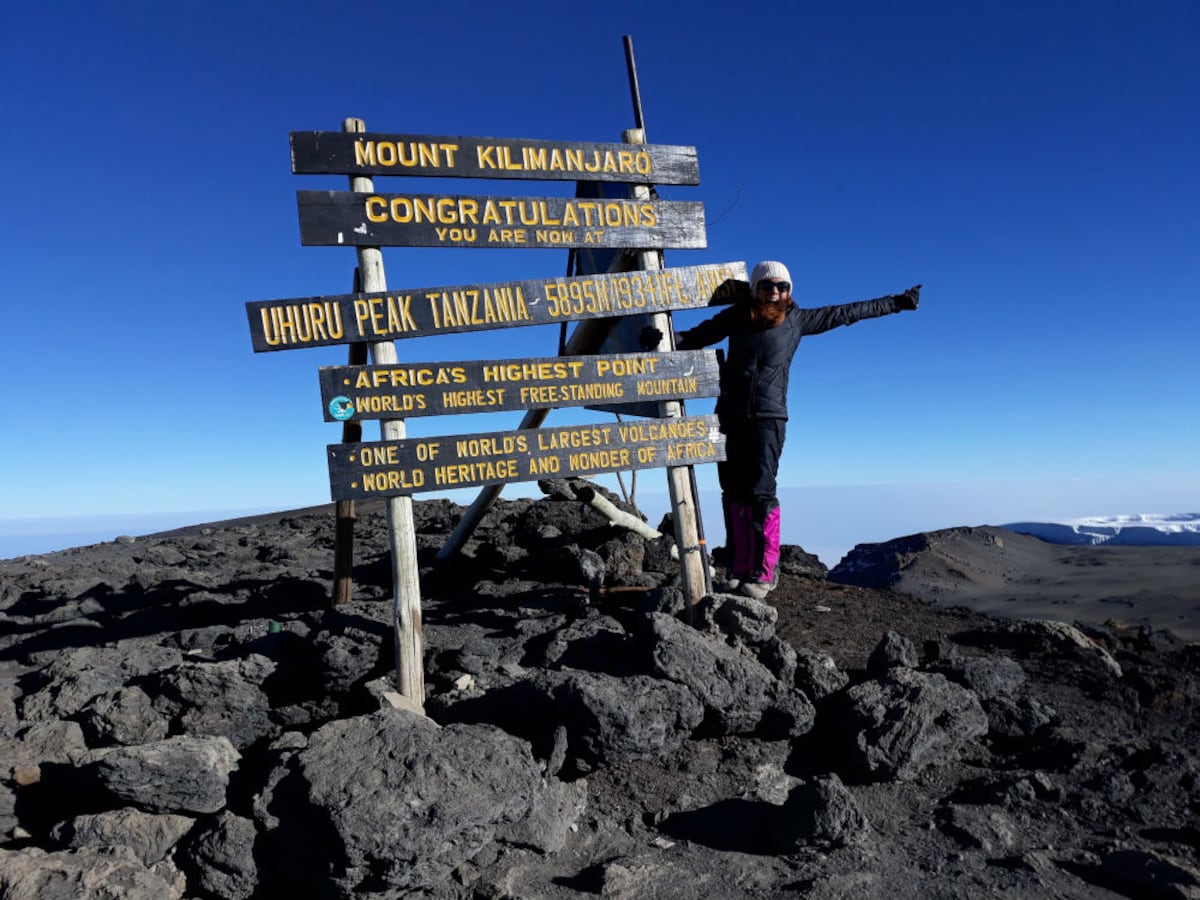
[676,294,908,421]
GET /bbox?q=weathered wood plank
[246,261,747,351]
[295,190,706,249]
[328,414,725,500]
[290,131,700,185]
[319,350,721,421]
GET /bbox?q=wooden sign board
[296,190,706,249]
[327,415,725,500]
[319,350,720,422]
[246,261,747,352]
[290,131,700,185]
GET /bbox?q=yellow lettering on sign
[431,458,518,486]
[536,427,613,451]
[353,367,467,388]
[481,361,586,382]
[534,229,574,244]
[617,419,706,442]
[353,140,459,169]
[528,456,561,474]
[454,434,528,457]
[567,448,631,471]
[635,376,700,398]
[426,287,530,330]
[258,302,345,346]
[352,394,427,413]
[666,441,717,462]
[596,357,660,378]
[360,468,426,492]
[441,388,507,408]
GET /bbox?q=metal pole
[332,267,368,605]
[623,35,646,132]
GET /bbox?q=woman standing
[675,261,920,599]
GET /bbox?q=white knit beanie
[750,260,791,289]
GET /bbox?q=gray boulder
[533,668,704,771]
[1,720,88,774]
[277,708,582,894]
[867,630,919,673]
[838,667,988,781]
[0,846,180,900]
[495,776,588,854]
[314,626,385,695]
[939,803,1018,853]
[647,613,814,737]
[695,593,778,649]
[756,635,799,685]
[772,773,870,849]
[794,649,850,701]
[51,807,194,866]
[18,645,183,723]
[148,655,277,750]
[180,811,258,900]
[77,734,240,814]
[78,687,170,747]
[941,655,1027,700]
[936,656,1055,738]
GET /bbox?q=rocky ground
[827,526,1200,642]
[1,485,1198,899]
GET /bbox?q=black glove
[895,284,921,311]
[638,325,664,349]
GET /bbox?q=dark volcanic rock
[0,845,180,899]
[834,667,989,781]
[76,734,240,814]
[148,655,278,750]
[264,708,583,894]
[1,498,1198,899]
[647,612,815,738]
[180,810,259,900]
[777,543,829,579]
[772,773,870,849]
[867,629,920,672]
[77,686,170,747]
[51,806,194,867]
[531,668,705,771]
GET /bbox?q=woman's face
[756,279,792,303]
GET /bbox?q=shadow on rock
[657,798,777,854]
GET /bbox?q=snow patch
[1001,513,1200,546]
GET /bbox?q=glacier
[1001,513,1200,546]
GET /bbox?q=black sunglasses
[757,280,791,294]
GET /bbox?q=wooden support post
[343,117,425,711]
[623,127,709,615]
[332,326,368,606]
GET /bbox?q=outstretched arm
[798,285,921,336]
[674,306,739,350]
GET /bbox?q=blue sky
[2,1,1197,560]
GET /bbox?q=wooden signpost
[296,190,706,249]
[249,43,735,710]
[317,351,721,422]
[246,262,745,352]
[291,131,700,184]
[328,414,723,499]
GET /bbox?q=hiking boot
[739,569,778,600]
[723,571,750,592]
[739,580,773,600]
